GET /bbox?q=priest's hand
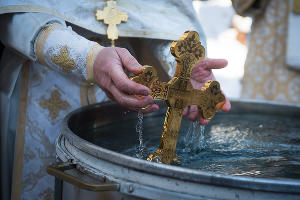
[183,58,231,125]
[93,47,159,113]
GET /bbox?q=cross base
[147,150,180,165]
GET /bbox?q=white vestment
[0,1,206,199]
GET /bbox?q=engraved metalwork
[131,31,225,164]
[95,0,128,46]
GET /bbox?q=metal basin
[52,99,300,200]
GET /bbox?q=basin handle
[47,162,120,191]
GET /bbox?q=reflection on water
[78,110,300,180]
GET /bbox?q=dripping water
[135,110,146,159]
[183,121,206,152]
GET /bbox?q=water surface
[77,109,300,180]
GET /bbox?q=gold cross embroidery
[95,0,128,46]
[39,90,70,119]
[51,46,76,72]
[131,31,225,164]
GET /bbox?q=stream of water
[135,110,146,159]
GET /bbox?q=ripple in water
[80,112,300,180]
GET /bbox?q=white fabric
[0,48,24,200]
[286,2,300,70]
[20,61,107,200]
[0,12,65,200]
[0,12,66,60]
[0,0,206,43]
[0,1,207,199]
[41,26,98,80]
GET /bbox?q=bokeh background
[193,0,252,99]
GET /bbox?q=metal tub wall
[50,99,300,200]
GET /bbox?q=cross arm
[190,80,225,119]
[130,66,168,100]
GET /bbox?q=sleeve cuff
[36,24,104,81]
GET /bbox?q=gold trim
[80,82,89,106]
[11,61,30,200]
[86,44,103,83]
[36,24,63,66]
[88,85,97,104]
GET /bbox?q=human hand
[93,47,159,113]
[183,58,231,125]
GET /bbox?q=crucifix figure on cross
[131,31,226,164]
[95,0,128,46]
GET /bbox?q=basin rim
[59,99,300,194]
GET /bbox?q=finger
[110,66,150,96]
[183,106,189,116]
[221,92,231,112]
[115,48,143,75]
[188,105,199,121]
[110,84,154,109]
[141,104,160,114]
[197,58,228,70]
[103,89,114,100]
[199,117,210,125]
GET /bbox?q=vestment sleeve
[0,12,65,60]
[35,24,103,82]
[0,12,103,82]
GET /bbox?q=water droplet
[184,121,206,152]
[135,110,146,159]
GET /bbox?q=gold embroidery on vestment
[39,90,70,119]
[51,46,76,72]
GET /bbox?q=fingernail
[153,104,159,112]
[147,97,154,104]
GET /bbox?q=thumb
[115,47,142,75]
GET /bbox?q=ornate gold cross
[95,0,128,46]
[131,31,225,164]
